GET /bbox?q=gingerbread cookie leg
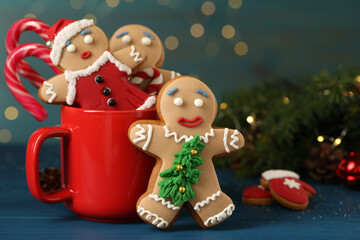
[187,186,235,229]
[137,193,183,230]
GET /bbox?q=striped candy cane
[4,43,60,121]
[6,18,61,88]
[130,68,164,95]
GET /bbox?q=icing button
[107,98,116,106]
[94,75,104,84]
[102,88,111,96]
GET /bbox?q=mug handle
[26,127,72,203]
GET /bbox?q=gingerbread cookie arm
[128,120,165,158]
[38,74,68,104]
[209,128,244,157]
[158,69,181,85]
[112,45,145,73]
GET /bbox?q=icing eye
[141,37,151,46]
[194,98,203,108]
[66,44,76,53]
[84,35,93,44]
[122,35,131,44]
[173,97,183,106]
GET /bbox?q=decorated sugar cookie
[128,76,244,229]
[261,169,316,210]
[109,24,180,95]
[242,185,275,205]
[39,19,155,110]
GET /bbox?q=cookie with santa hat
[39,19,155,110]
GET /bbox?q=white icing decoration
[170,71,181,79]
[193,191,221,212]
[43,81,57,103]
[223,128,230,153]
[230,130,240,150]
[173,97,183,106]
[66,44,76,53]
[133,124,146,142]
[121,35,131,44]
[130,45,143,62]
[136,96,156,110]
[141,37,151,45]
[202,128,215,143]
[144,125,153,150]
[262,169,300,181]
[50,19,93,65]
[133,124,153,151]
[194,98,203,108]
[149,194,180,210]
[283,178,301,189]
[258,185,265,190]
[204,204,235,227]
[84,35,93,44]
[224,128,240,153]
[137,206,169,229]
[163,125,215,143]
[64,51,132,105]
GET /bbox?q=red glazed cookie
[260,169,316,210]
[269,177,309,210]
[39,19,155,110]
[128,76,244,230]
[242,185,275,205]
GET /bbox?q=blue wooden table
[1,145,360,240]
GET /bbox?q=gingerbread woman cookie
[109,24,180,95]
[128,76,244,229]
[39,19,155,110]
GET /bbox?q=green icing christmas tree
[158,135,205,206]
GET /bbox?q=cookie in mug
[128,76,244,229]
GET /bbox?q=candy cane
[6,18,61,88]
[5,43,60,121]
[130,68,164,95]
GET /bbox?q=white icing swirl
[130,45,143,62]
[133,124,153,150]
[149,194,180,210]
[193,191,221,211]
[204,204,235,227]
[137,206,169,229]
[43,81,57,103]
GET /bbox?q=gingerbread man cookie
[109,24,180,95]
[128,76,244,229]
[39,19,155,110]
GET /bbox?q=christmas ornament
[336,152,360,189]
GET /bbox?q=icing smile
[81,51,92,59]
[177,116,203,128]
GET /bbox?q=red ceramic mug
[26,106,156,222]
